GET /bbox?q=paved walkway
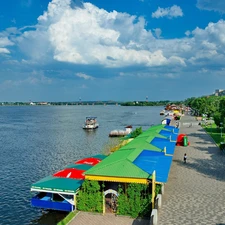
[68,212,149,225]
[158,115,225,225]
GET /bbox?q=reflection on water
[29,210,68,225]
[0,105,163,225]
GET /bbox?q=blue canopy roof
[133,150,173,183]
[164,125,179,134]
[150,137,176,155]
[159,130,178,141]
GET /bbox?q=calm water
[0,105,163,225]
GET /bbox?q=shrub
[77,180,103,213]
[130,127,142,138]
[117,183,151,218]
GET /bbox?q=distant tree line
[0,100,183,106]
[0,101,121,106]
[120,100,182,106]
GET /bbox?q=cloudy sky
[1,0,225,102]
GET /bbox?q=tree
[214,112,221,127]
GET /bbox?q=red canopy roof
[75,157,101,166]
[53,168,85,179]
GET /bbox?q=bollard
[160,184,164,195]
[152,209,158,225]
[156,194,162,209]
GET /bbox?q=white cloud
[153,28,162,38]
[75,73,94,80]
[4,0,225,79]
[152,5,183,19]
[0,37,14,54]
[14,0,184,68]
[0,48,10,54]
[185,30,191,36]
[197,0,225,13]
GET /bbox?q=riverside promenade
[68,115,225,225]
[158,115,225,225]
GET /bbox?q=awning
[31,176,83,194]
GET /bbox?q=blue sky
[1,0,225,102]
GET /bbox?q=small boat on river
[83,117,99,129]
[109,125,132,137]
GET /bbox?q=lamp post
[220,122,223,138]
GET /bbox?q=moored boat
[109,125,132,137]
[83,117,99,129]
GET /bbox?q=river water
[0,105,163,225]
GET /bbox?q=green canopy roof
[85,158,151,179]
[85,125,173,179]
[31,176,83,194]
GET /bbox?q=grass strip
[57,211,78,225]
[202,123,224,145]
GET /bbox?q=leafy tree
[214,112,221,127]
[77,180,103,213]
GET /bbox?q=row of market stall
[31,124,179,212]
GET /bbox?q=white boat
[109,125,132,137]
[83,117,99,129]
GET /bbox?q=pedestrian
[184,153,187,163]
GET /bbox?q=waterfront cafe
[30,124,179,213]
[85,124,179,213]
[30,155,106,212]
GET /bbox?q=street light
[220,122,223,138]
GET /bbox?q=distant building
[38,102,48,105]
[214,89,225,96]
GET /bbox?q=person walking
[184,153,187,163]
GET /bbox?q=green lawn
[202,123,225,145]
[57,211,78,225]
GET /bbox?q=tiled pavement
[158,115,225,225]
[69,115,225,225]
[68,212,149,225]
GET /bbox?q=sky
[1,0,225,102]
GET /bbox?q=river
[0,105,163,225]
